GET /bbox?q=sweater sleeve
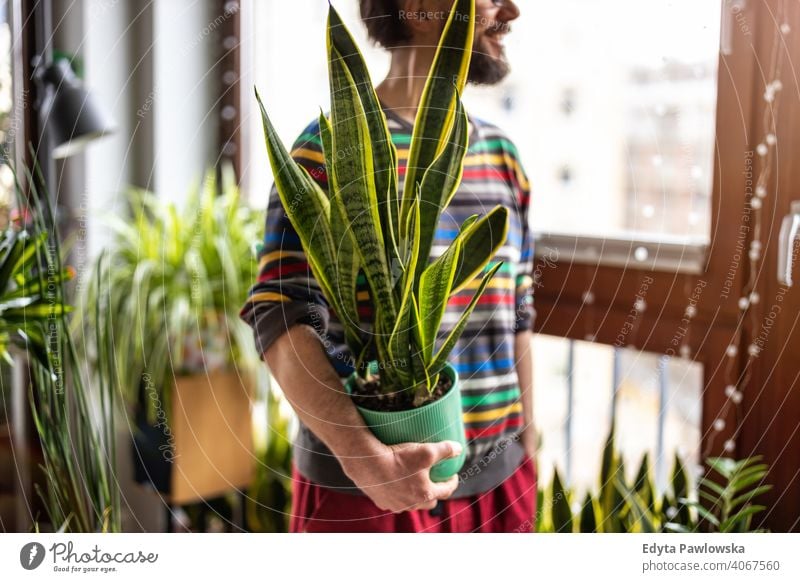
[511,156,536,334]
[239,123,330,359]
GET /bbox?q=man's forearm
[264,324,381,461]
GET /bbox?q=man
[240,0,536,532]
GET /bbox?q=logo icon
[20,542,46,570]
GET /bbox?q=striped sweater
[240,106,536,497]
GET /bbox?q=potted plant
[537,426,773,533]
[83,167,264,504]
[256,0,507,480]
[1,167,119,532]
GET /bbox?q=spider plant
[82,166,263,422]
[257,0,507,406]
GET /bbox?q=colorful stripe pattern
[240,107,535,463]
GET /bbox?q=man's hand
[339,440,462,513]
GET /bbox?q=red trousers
[289,457,537,533]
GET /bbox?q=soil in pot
[350,372,452,412]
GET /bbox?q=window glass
[466,0,721,241]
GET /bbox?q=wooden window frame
[533,0,799,531]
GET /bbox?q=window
[243,1,387,204]
[465,0,721,248]
[534,335,702,494]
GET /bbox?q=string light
[568,4,789,463]
[703,1,789,458]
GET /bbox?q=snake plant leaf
[600,426,616,503]
[255,89,345,321]
[403,195,423,303]
[386,293,414,388]
[450,205,509,293]
[670,452,692,525]
[401,0,475,225]
[418,237,461,363]
[319,112,362,347]
[599,425,627,532]
[613,455,628,529]
[414,95,469,282]
[328,45,397,322]
[616,473,657,533]
[551,468,574,533]
[579,492,598,532]
[460,214,479,234]
[634,453,655,512]
[409,293,433,399]
[422,204,501,303]
[327,4,399,268]
[387,197,422,387]
[428,261,503,375]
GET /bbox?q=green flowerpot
[346,362,467,482]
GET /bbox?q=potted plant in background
[256,0,507,480]
[83,166,264,505]
[1,167,119,532]
[537,426,773,533]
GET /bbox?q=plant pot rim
[345,361,458,418]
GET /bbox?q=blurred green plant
[537,426,771,533]
[81,166,263,422]
[667,456,772,533]
[246,382,293,533]
[5,163,119,532]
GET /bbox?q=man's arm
[265,324,461,513]
[515,329,536,460]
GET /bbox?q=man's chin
[467,51,511,86]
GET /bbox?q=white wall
[153,0,220,207]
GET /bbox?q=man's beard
[467,39,511,85]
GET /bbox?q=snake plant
[538,426,772,533]
[257,0,508,406]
